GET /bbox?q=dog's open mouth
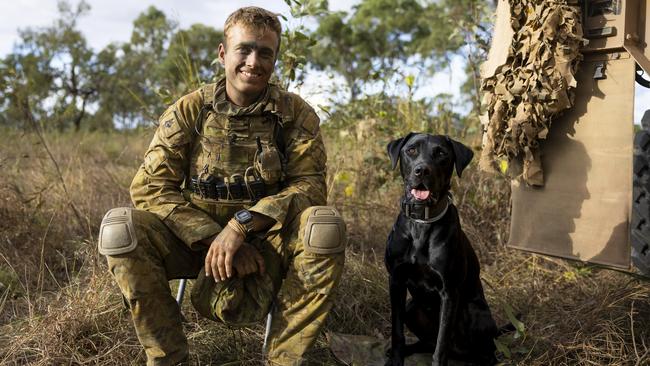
[410,184,430,201]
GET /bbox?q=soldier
[97,6,346,366]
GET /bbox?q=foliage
[161,24,224,92]
[1,1,100,131]
[0,1,223,131]
[272,0,327,89]
[0,0,493,131]
[309,0,492,103]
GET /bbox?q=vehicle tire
[631,129,650,276]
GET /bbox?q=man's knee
[291,206,347,289]
[98,208,173,295]
[298,206,347,256]
[98,207,139,256]
[98,208,170,258]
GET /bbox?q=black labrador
[385,133,499,366]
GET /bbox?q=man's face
[218,23,279,107]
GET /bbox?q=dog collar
[401,194,452,223]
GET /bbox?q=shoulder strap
[201,83,217,109]
[194,83,217,136]
[271,87,294,124]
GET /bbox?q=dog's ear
[445,136,474,177]
[387,132,416,170]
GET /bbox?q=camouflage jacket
[130,79,327,248]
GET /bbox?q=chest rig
[188,82,287,204]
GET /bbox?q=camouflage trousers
[105,209,345,366]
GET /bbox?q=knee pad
[98,207,138,256]
[300,206,347,254]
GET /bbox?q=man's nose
[245,51,261,66]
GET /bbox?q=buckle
[190,173,268,202]
[225,174,245,199]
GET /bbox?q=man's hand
[202,211,275,282]
[233,243,266,278]
[204,225,245,282]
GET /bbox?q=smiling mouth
[410,183,430,201]
[240,70,262,79]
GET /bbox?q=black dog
[385,133,499,366]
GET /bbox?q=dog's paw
[384,358,404,366]
[384,348,405,366]
[431,355,447,366]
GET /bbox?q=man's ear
[218,43,226,65]
[387,132,415,170]
[445,136,474,177]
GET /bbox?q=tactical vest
[187,83,287,205]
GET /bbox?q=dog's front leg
[432,290,458,366]
[386,275,408,366]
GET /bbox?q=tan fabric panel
[508,53,634,269]
[479,0,514,80]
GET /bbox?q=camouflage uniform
[102,79,345,366]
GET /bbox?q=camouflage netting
[480,0,583,186]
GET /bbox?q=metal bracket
[586,26,617,39]
[594,61,607,79]
[587,0,621,17]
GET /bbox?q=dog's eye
[406,147,417,156]
[433,148,447,157]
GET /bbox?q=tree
[25,0,101,131]
[309,0,491,106]
[159,24,224,103]
[0,1,109,131]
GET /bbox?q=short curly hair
[223,7,282,50]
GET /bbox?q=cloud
[1,0,298,54]
[636,84,650,125]
[0,1,58,54]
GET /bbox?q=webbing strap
[201,83,216,108]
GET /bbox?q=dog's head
[387,133,473,203]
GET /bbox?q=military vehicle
[481,0,650,275]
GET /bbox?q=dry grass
[0,128,648,365]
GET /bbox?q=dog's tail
[496,313,522,336]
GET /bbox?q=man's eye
[260,51,275,59]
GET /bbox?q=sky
[0,0,647,123]
[0,0,348,55]
[0,0,466,115]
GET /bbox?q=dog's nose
[414,166,430,177]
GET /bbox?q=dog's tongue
[411,188,430,201]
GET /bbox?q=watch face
[235,210,253,224]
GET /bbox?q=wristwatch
[234,209,254,233]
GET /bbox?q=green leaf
[318,104,331,116]
[285,52,298,60]
[504,303,525,334]
[405,75,415,88]
[514,346,530,354]
[494,339,511,359]
[294,30,310,41]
